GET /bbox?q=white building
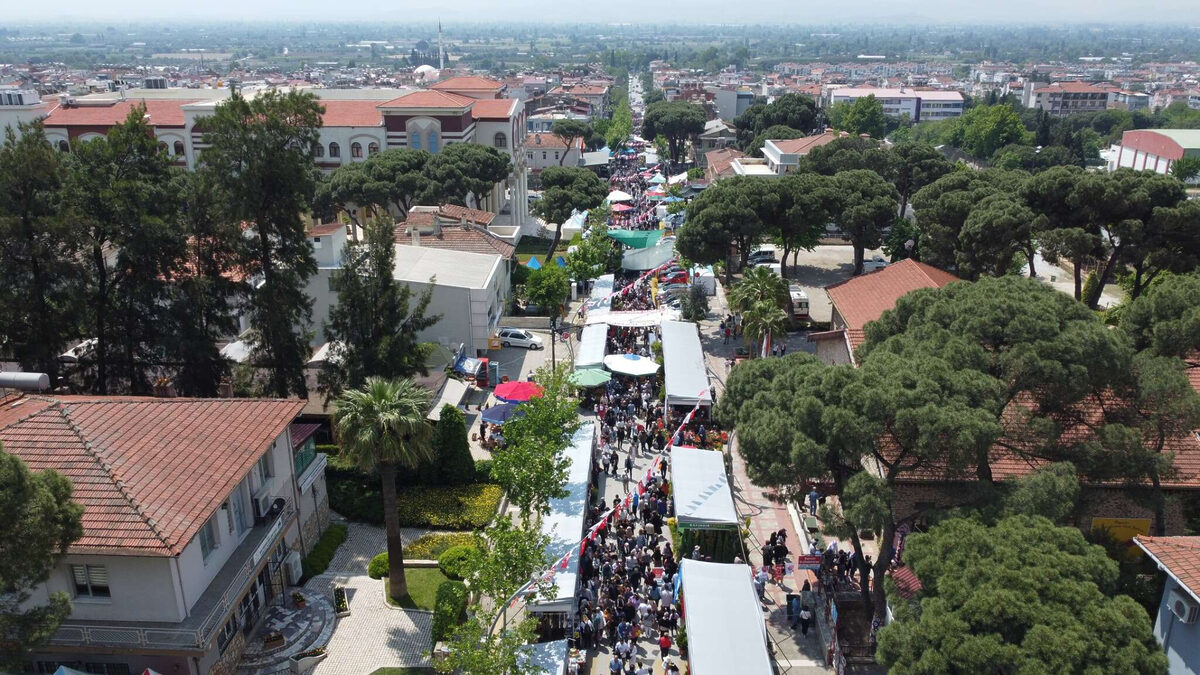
[525,131,585,177]
[827,87,964,122]
[7,394,327,675]
[760,130,849,175]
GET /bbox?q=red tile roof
[472,98,519,120]
[770,131,847,156]
[431,76,505,93]
[1135,536,1200,599]
[706,147,744,178]
[289,422,321,449]
[319,99,383,127]
[0,395,303,556]
[309,222,346,237]
[43,99,196,127]
[377,90,475,109]
[826,259,960,332]
[396,205,514,258]
[527,132,584,150]
[888,565,923,599]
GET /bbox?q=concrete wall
[814,337,852,366]
[1154,578,1200,675]
[43,554,182,623]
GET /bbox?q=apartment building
[826,87,964,122]
[5,394,328,675]
[1023,81,1114,117]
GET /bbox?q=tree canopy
[827,94,887,139]
[531,166,607,261]
[877,515,1167,675]
[733,93,818,149]
[832,169,899,275]
[423,143,511,210]
[524,265,571,316]
[642,100,706,164]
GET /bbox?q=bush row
[332,482,503,530]
[300,523,348,580]
[431,580,469,647]
[406,532,477,561]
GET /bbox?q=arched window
[57,140,69,152]
[314,144,324,158]
[411,132,420,150]
[428,130,438,153]
[351,142,362,158]
[368,142,379,155]
[173,140,185,156]
[158,141,168,153]
[328,143,340,158]
[494,132,507,148]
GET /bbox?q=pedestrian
[625,454,634,479]
[799,605,813,636]
[658,633,673,661]
[755,566,768,599]
[808,487,820,514]
[723,324,731,344]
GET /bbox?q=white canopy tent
[661,320,712,407]
[590,274,615,299]
[585,308,680,327]
[670,447,738,528]
[621,241,674,271]
[575,323,609,370]
[426,378,469,421]
[603,353,661,377]
[531,422,594,614]
[521,639,569,675]
[605,189,634,203]
[679,559,773,675]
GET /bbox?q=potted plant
[289,646,327,673]
[292,591,306,609]
[333,586,350,617]
[262,631,285,650]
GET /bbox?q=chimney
[432,216,442,237]
[411,225,420,247]
[459,216,469,230]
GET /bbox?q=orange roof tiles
[471,98,519,119]
[319,99,383,127]
[527,132,584,150]
[826,259,960,332]
[770,131,847,156]
[706,147,744,178]
[309,222,346,237]
[0,395,303,557]
[377,90,475,109]
[1136,536,1200,598]
[43,99,196,127]
[430,76,505,92]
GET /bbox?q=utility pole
[549,315,557,367]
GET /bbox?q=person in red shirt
[658,633,673,662]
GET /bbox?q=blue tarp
[556,256,566,267]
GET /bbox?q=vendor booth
[521,638,574,675]
[574,323,608,370]
[679,559,773,675]
[608,229,663,249]
[621,241,675,271]
[585,308,681,327]
[529,422,595,638]
[661,320,713,408]
[590,274,615,299]
[671,447,740,561]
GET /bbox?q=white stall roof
[426,377,469,421]
[532,422,594,613]
[621,241,674,271]
[585,308,680,327]
[661,320,712,407]
[575,323,609,370]
[670,447,738,527]
[591,274,615,299]
[522,639,569,675]
[680,559,773,675]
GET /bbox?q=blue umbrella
[663,196,684,203]
[481,403,524,425]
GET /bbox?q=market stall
[670,447,740,561]
[661,320,713,408]
[621,241,674,271]
[574,323,609,370]
[678,559,773,675]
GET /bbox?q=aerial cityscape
[1,6,1200,675]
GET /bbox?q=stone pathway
[238,593,336,674]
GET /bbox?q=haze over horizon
[7,0,1200,25]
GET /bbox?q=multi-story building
[710,87,756,122]
[826,87,964,122]
[7,394,327,675]
[524,131,584,177]
[1023,81,1114,117]
[761,131,848,175]
[1113,128,1200,177]
[0,76,534,236]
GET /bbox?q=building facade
[826,88,964,122]
[1114,129,1200,177]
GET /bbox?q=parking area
[752,244,886,324]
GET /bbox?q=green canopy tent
[607,229,663,249]
[569,368,612,387]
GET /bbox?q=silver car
[498,328,544,350]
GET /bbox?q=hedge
[368,552,390,579]
[396,484,504,530]
[407,532,476,561]
[431,580,468,647]
[300,523,348,580]
[437,545,481,580]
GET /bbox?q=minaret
[438,20,444,71]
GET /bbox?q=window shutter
[88,566,108,586]
[72,565,88,586]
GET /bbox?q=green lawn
[385,567,450,611]
[514,235,568,265]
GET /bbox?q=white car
[498,328,544,350]
[862,256,889,272]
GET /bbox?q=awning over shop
[621,241,674,271]
[532,422,594,614]
[670,447,738,528]
[661,320,712,407]
[591,274,615,299]
[427,377,469,421]
[575,323,609,370]
[608,229,663,249]
[679,559,773,675]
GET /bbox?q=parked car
[789,285,811,320]
[498,328,544,350]
[659,283,691,295]
[747,249,778,264]
[862,256,888,272]
[659,271,689,285]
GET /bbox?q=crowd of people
[610,272,656,311]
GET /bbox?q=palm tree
[727,265,789,315]
[742,300,789,358]
[333,377,433,600]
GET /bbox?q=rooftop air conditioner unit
[1170,589,1199,624]
[253,492,273,524]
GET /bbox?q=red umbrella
[611,203,634,212]
[494,380,544,403]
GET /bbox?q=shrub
[316,443,339,456]
[395,484,504,530]
[434,406,476,486]
[473,459,494,483]
[368,552,390,579]
[431,580,469,647]
[438,545,481,580]
[301,523,348,580]
[407,532,477,561]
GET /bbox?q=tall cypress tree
[200,90,323,398]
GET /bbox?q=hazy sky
[9,0,1200,23]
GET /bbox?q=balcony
[49,497,296,652]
